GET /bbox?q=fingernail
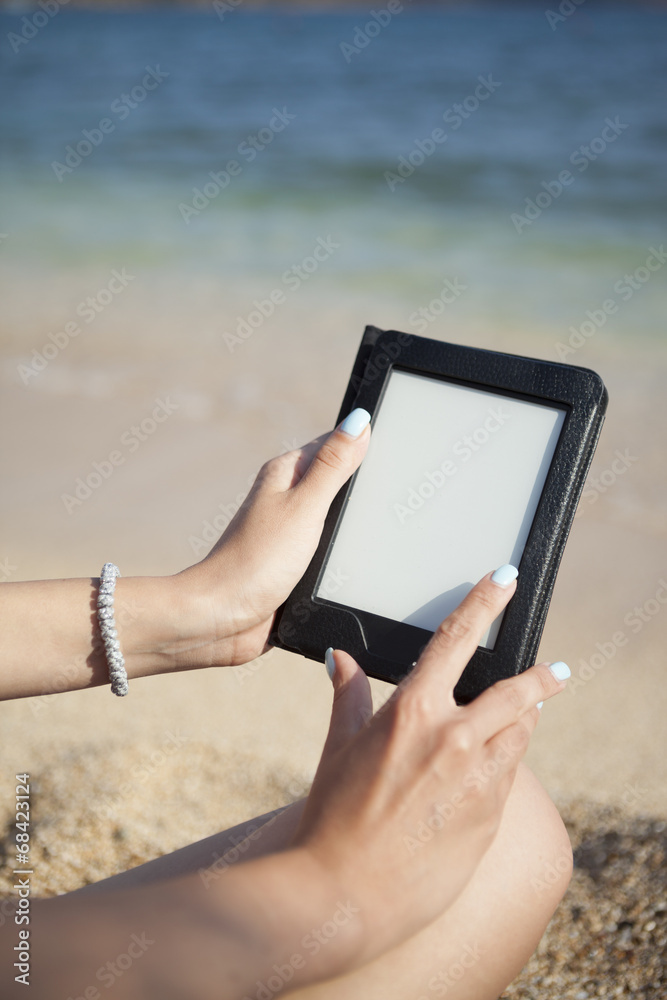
[340,408,371,439]
[491,564,519,587]
[548,661,571,681]
[537,701,544,710]
[325,647,336,681]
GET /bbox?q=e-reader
[269,327,608,702]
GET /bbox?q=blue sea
[0,4,666,351]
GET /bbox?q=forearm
[24,849,364,1000]
[0,573,232,700]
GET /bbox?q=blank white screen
[316,369,566,649]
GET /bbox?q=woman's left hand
[172,408,371,669]
[0,410,370,698]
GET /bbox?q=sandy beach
[1,293,666,996]
[2,7,667,995]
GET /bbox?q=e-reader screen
[314,369,566,649]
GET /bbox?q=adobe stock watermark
[17,268,136,385]
[0,557,18,583]
[241,901,360,1000]
[233,565,350,685]
[61,396,180,514]
[407,278,468,334]
[51,67,169,181]
[385,75,501,191]
[29,603,143,717]
[188,437,300,555]
[416,942,486,999]
[347,331,414,395]
[222,236,340,352]
[511,116,629,233]
[213,0,244,21]
[403,732,525,856]
[0,895,21,931]
[530,850,573,896]
[575,448,638,518]
[568,578,667,694]
[179,107,295,224]
[546,0,587,31]
[555,246,667,361]
[64,932,154,998]
[91,729,193,821]
[339,0,412,63]
[198,814,280,888]
[199,777,312,889]
[394,406,511,524]
[618,779,649,811]
[532,786,646,897]
[7,0,69,55]
[189,474,255,557]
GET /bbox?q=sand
[1,295,666,994]
[504,802,667,1000]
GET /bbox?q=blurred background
[1,1,666,571]
[1,2,666,995]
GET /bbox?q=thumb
[292,408,371,514]
[322,648,374,757]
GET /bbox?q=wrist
[114,571,237,678]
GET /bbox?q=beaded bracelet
[97,562,129,697]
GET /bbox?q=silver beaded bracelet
[97,562,129,697]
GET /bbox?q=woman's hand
[172,408,372,668]
[14,567,569,998]
[0,410,371,698]
[288,568,569,967]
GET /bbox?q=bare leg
[286,764,573,1000]
[71,800,306,895]
[72,764,571,1000]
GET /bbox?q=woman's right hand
[18,568,569,1000]
[290,568,569,968]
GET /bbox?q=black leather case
[269,326,608,702]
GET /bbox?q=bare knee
[502,763,573,917]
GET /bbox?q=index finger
[408,565,519,700]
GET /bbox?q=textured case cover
[270,326,608,702]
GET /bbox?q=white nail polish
[491,564,519,587]
[325,647,336,681]
[340,408,371,439]
[548,661,571,681]
[537,701,544,710]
